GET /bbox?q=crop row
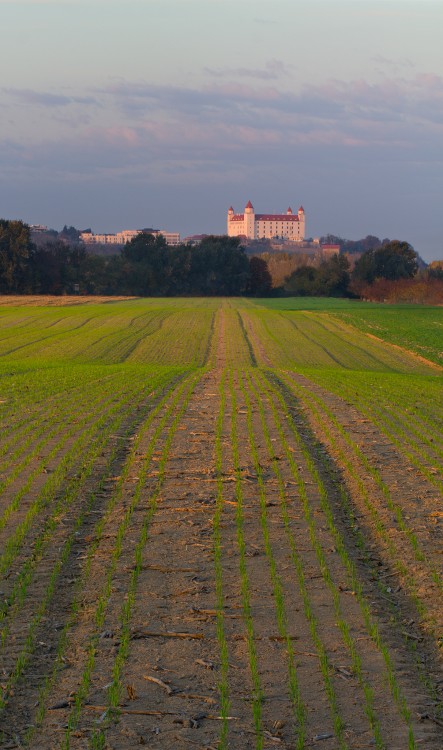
[62,371,202,748]
[0,367,147,530]
[279,371,441,618]
[238,307,434,374]
[220,304,256,367]
[0,366,187,720]
[0,367,200,744]
[208,304,420,748]
[271,369,443,715]
[252,298,443,366]
[252,369,418,747]
[0,365,124,449]
[305,369,443,492]
[206,362,421,748]
[0,300,218,366]
[332,306,443,366]
[0,365,181,553]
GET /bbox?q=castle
[227,201,305,241]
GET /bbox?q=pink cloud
[101,126,140,147]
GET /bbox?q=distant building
[29,224,48,233]
[227,201,305,241]
[182,234,210,245]
[80,229,180,246]
[154,231,180,246]
[320,244,341,256]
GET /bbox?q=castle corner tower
[298,206,305,238]
[244,200,255,239]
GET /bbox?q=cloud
[204,59,292,81]
[371,54,414,69]
[2,71,443,194]
[95,73,443,147]
[6,72,443,151]
[3,88,98,108]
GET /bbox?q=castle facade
[227,201,305,241]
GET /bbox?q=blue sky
[1,1,442,260]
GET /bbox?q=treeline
[0,221,272,296]
[1,219,442,302]
[354,276,443,305]
[282,240,420,297]
[284,254,351,297]
[319,233,390,255]
[281,240,443,302]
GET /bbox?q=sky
[1,0,443,261]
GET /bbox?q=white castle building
[80,229,180,246]
[227,201,305,241]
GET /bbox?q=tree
[427,261,443,281]
[30,240,103,294]
[118,233,252,296]
[284,265,319,296]
[121,232,170,294]
[359,235,382,253]
[31,242,67,294]
[59,225,81,243]
[122,232,167,263]
[248,256,273,295]
[0,220,35,293]
[317,253,350,296]
[188,236,250,296]
[353,240,418,284]
[284,253,350,297]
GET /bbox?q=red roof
[287,207,293,214]
[229,207,302,222]
[228,206,234,212]
[256,214,299,222]
[298,206,304,212]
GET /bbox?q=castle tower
[244,200,255,239]
[227,206,234,235]
[298,206,305,240]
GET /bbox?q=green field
[0,296,441,750]
[255,297,443,366]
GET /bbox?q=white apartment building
[80,229,180,246]
[227,201,305,241]
[29,224,48,233]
